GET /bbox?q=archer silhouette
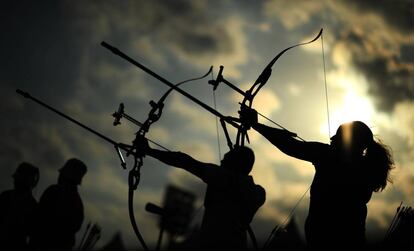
[29,158,87,251]
[240,107,394,248]
[138,138,266,250]
[0,162,39,251]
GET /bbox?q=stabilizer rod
[101,41,240,130]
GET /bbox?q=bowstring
[182,69,222,239]
[262,30,329,250]
[211,68,222,162]
[322,31,331,139]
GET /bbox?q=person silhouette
[0,162,39,251]
[29,158,87,251]
[240,107,394,248]
[138,138,266,250]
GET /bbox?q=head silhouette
[58,158,87,186]
[13,162,39,191]
[221,146,255,175]
[330,121,373,158]
[331,121,394,191]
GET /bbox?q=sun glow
[320,77,375,138]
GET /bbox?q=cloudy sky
[1,0,413,249]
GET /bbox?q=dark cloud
[346,0,414,32]
[356,58,414,111]
[0,143,24,188]
[0,85,67,180]
[165,26,231,56]
[341,30,414,111]
[401,45,414,63]
[74,0,237,60]
[148,1,243,65]
[0,0,240,104]
[0,1,86,103]
[331,0,414,112]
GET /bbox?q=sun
[334,89,374,125]
[320,74,375,138]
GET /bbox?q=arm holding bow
[240,106,327,163]
[138,139,220,183]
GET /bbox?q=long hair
[364,138,394,192]
[335,121,394,192]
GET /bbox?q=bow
[101,42,241,153]
[210,29,323,147]
[115,65,214,190]
[111,67,212,251]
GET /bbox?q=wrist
[251,121,260,130]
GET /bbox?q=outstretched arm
[252,123,326,162]
[146,147,219,183]
[240,105,327,162]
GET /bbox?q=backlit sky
[1,0,413,249]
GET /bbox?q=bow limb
[135,66,213,137]
[245,28,323,106]
[236,29,323,146]
[158,66,213,104]
[126,67,212,251]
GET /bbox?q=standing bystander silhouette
[29,158,87,251]
[0,162,39,251]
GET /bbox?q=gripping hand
[134,136,150,156]
[239,104,258,129]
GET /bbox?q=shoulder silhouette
[201,146,266,251]
[243,110,395,249]
[0,162,39,251]
[143,141,266,250]
[29,158,87,251]
[306,121,393,248]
